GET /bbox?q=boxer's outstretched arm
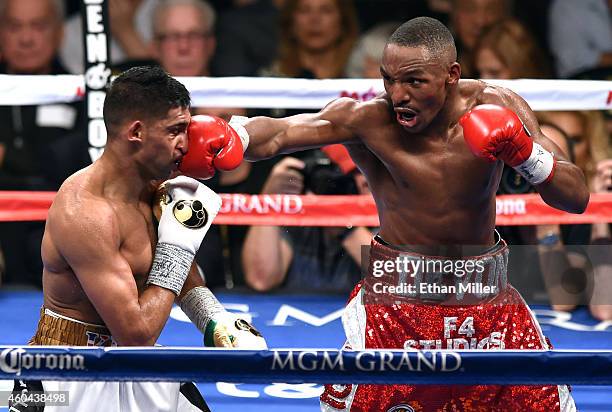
[484,88,590,213]
[55,201,176,346]
[243,97,361,160]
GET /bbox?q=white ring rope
[0,75,611,110]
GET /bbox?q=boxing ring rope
[1,347,612,385]
[1,192,611,226]
[0,75,611,110]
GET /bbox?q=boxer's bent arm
[56,203,174,346]
[486,87,590,213]
[177,263,206,302]
[243,98,360,160]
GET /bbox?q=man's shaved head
[387,17,457,65]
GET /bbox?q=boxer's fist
[460,104,555,185]
[205,312,268,349]
[179,115,250,180]
[157,176,221,255]
[459,104,533,165]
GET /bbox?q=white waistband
[44,307,106,329]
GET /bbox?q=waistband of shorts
[372,229,506,259]
[30,307,114,346]
[365,232,509,305]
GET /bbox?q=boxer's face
[381,44,457,133]
[141,106,190,179]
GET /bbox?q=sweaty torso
[348,80,504,249]
[41,166,157,325]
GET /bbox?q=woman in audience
[473,18,551,79]
[450,0,512,77]
[264,0,359,79]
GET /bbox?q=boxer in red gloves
[180,17,587,411]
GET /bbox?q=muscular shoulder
[50,173,120,252]
[461,79,518,108]
[322,96,391,132]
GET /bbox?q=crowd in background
[0,0,610,319]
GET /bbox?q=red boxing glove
[179,115,249,180]
[459,104,555,185]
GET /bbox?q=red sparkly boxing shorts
[320,236,576,412]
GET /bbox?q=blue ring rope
[1,347,610,385]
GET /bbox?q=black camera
[497,165,533,195]
[298,152,358,195]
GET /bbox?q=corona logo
[0,348,25,373]
[0,348,86,375]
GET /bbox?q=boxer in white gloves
[10,67,263,412]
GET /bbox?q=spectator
[548,0,612,78]
[242,147,373,293]
[539,111,610,194]
[450,0,512,77]
[0,0,83,185]
[265,0,359,79]
[473,18,551,79]
[0,0,85,287]
[212,0,282,76]
[537,110,612,320]
[0,0,64,75]
[60,0,159,73]
[262,0,358,124]
[346,21,401,79]
[151,0,216,77]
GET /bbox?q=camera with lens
[497,165,533,195]
[297,151,358,195]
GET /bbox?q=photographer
[242,148,373,293]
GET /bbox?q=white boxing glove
[157,175,221,255]
[147,176,221,295]
[179,286,268,349]
[205,312,268,349]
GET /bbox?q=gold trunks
[30,307,115,347]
